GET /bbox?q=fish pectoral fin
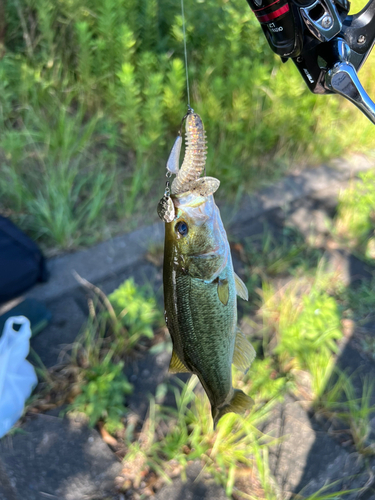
[169,349,190,374]
[217,279,229,305]
[234,273,249,301]
[232,327,256,373]
[212,389,254,428]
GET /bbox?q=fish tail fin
[212,390,254,429]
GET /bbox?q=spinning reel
[246,0,375,123]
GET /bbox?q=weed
[340,376,375,455]
[122,375,278,498]
[1,0,375,250]
[108,278,163,352]
[259,270,343,397]
[0,106,117,252]
[26,278,162,433]
[338,277,375,323]
[276,289,341,367]
[360,334,375,361]
[315,371,375,456]
[244,227,322,278]
[67,360,132,432]
[236,227,323,305]
[294,483,356,499]
[65,277,164,430]
[244,357,292,402]
[335,170,375,249]
[313,369,350,417]
[72,275,163,361]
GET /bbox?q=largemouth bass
[161,113,255,427]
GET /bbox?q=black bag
[0,216,49,303]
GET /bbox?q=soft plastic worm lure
[157,112,219,223]
[171,113,207,195]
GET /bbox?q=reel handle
[325,39,375,124]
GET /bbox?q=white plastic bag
[0,316,37,438]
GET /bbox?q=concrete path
[0,414,123,500]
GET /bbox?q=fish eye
[175,221,188,236]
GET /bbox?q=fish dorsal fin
[169,349,190,373]
[232,327,256,373]
[217,279,229,306]
[234,273,248,301]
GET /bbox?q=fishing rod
[245,0,375,124]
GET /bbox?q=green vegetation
[245,228,322,277]
[117,266,363,497]
[26,234,375,497]
[113,222,375,497]
[21,191,375,497]
[123,377,277,498]
[3,0,375,492]
[52,222,374,497]
[67,360,132,432]
[0,0,374,252]
[234,226,323,304]
[108,277,163,351]
[316,372,375,456]
[106,256,349,497]
[335,170,375,254]
[26,278,161,432]
[338,276,375,323]
[260,277,342,397]
[65,278,162,431]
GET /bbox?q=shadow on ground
[293,250,375,499]
[0,413,122,500]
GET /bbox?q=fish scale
[165,269,235,402]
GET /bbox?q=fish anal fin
[212,389,254,428]
[169,349,190,374]
[232,327,256,373]
[234,273,248,301]
[217,279,229,306]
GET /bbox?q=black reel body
[247,0,304,58]
[245,0,375,121]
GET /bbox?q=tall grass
[335,170,375,256]
[1,0,374,251]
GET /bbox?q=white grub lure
[157,112,219,223]
[166,134,182,175]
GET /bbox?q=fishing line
[181,0,191,111]
[157,0,196,223]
